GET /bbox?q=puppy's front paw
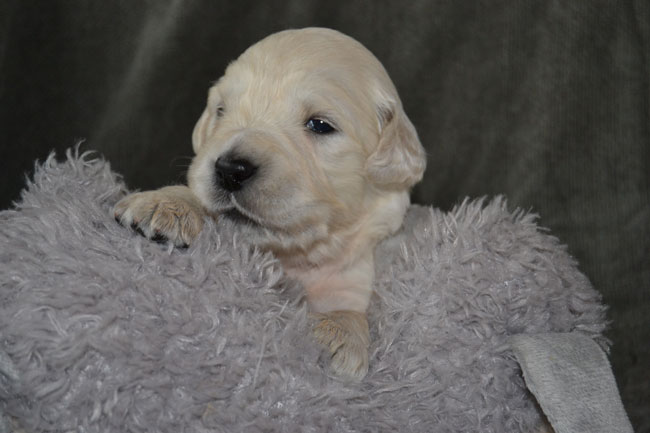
[114,185,205,247]
[312,310,370,381]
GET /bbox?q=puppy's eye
[306,118,335,134]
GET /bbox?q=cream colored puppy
[114,28,426,380]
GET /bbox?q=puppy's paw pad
[312,311,370,381]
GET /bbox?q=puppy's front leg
[114,185,206,247]
[312,310,370,381]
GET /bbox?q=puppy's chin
[219,207,273,244]
[201,192,329,254]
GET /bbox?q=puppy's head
[188,28,426,257]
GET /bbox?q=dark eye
[306,118,335,134]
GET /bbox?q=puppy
[114,28,426,380]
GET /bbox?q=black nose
[215,156,257,192]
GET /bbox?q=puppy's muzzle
[215,155,257,192]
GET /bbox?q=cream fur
[115,27,427,380]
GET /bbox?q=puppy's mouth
[216,195,268,229]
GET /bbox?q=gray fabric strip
[510,333,633,433]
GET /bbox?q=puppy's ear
[366,100,426,189]
[191,108,212,154]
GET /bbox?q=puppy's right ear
[366,100,427,190]
[191,108,212,154]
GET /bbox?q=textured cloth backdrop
[1,1,648,429]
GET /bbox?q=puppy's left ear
[366,100,427,189]
[192,107,215,154]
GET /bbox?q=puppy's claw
[312,310,370,381]
[150,231,168,244]
[114,186,205,247]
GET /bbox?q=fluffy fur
[114,28,427,380]
[0,150,607,432]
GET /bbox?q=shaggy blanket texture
[0,150,608,432]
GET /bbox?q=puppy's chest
[281,255,374,314]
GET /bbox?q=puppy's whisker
[210,202,235,213]
[171,156,195,181]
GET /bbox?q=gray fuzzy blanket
[0,150,608,432]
